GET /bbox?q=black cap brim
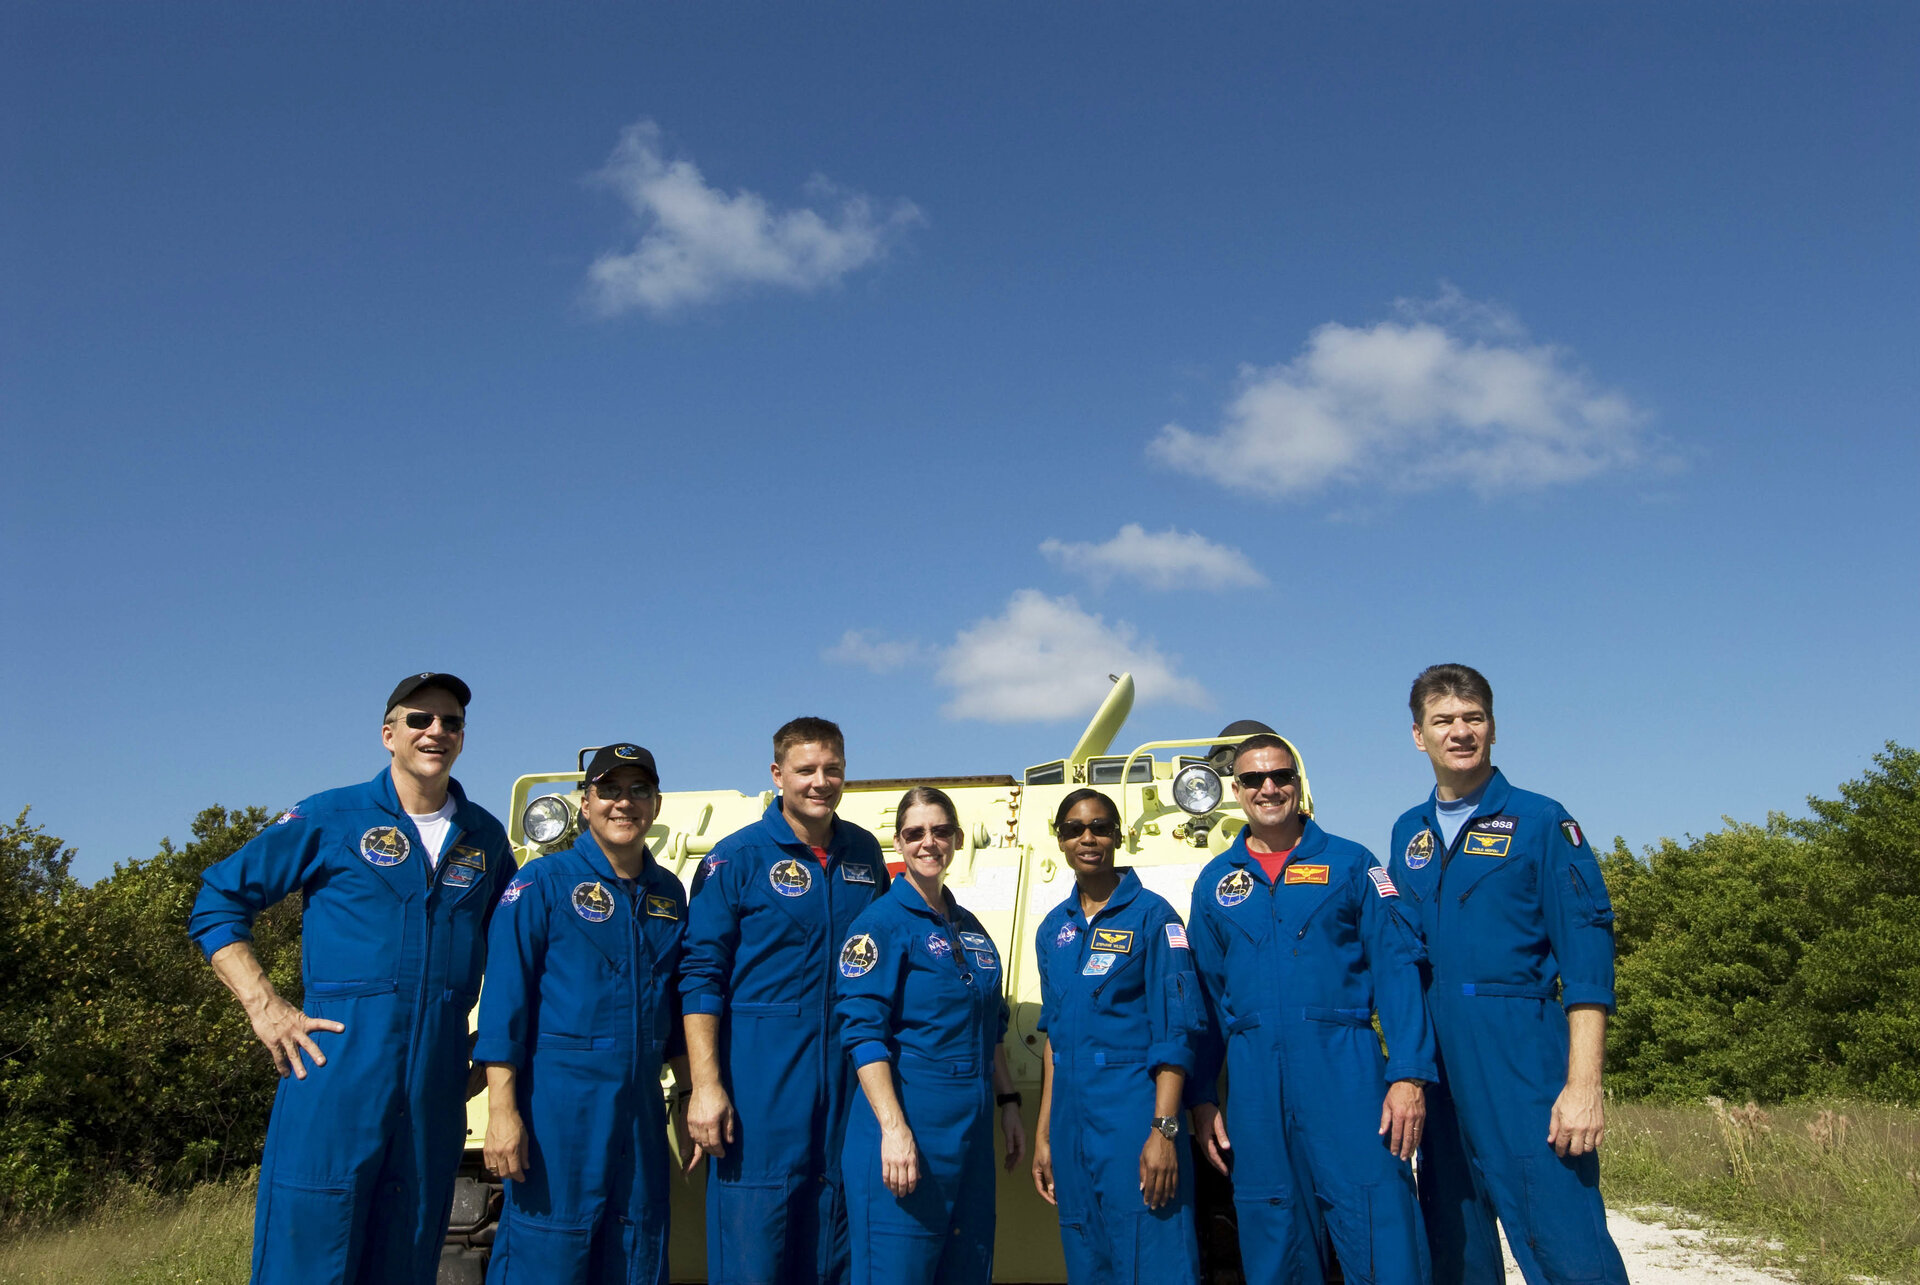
[386,672,472,713]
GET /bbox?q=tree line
[2,745,1914,1224]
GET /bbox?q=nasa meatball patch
[839,934,878,978]
[360,826,411,868]
[498,876,528,906]
[1054,922,1080,948]
[572,881,615,923]
[1216,869,1254,908]
[1404,829,1436,870]
[925,932,953,959]
[769,858,813,897]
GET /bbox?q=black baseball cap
[386,671,472,713]
[1209,719,1276,763]
[584,743,660,787]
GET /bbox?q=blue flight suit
[1188,820,1437,1285]
[834,877,1008,1285]
[474,832,688,1285]
[680,801,889,1285]
[1388,770,1626,1285]
[1034,868,1205,1285]
[189,770,515,1285]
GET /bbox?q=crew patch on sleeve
[839,934,879,978]
[1367,867,1399,898]
[1164,922,1189,949]
[1561,819,1585,848]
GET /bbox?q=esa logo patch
[1471,815,1517,834]
[1090,928,1134,954]
[360,827,410,868]
[840,934,878,978]
[1561,819,1585,848]
[841,863,876,884]
[1404,829,1436,869]
[925,932,953,959]
[442,864,478,889]
[499,877,528,906]
[645,894,679,920]
[1462,832,1512,858]
[1054,923,1079,948]
[572,881,615,923]
[1216,869,1254,907]
[1283,865,1330,885]
[1081,951,1117,977]
[769,859,813,897]
[449,845,486,872]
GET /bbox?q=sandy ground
[1496,1208,1794,1283]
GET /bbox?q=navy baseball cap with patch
[386,671,472,713]
[585,743,660,787]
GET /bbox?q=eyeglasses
[1235,768,1298,791]
[1057,818,1122,841]
[898,823,960,844]
[400,712,465,733]
[592,782,657,802]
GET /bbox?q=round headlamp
[1170,763,1224,816]
[522,793,574,846]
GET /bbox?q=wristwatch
[1152,1116,1180,1140]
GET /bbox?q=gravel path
[1496,1208,1796,1283]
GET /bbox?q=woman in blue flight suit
[1031,788,1205,1285]
[474,744,693,1285]
[834,786,1027,1285]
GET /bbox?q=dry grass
[1605,1099,1920,1282]
[0,1172,254,1285]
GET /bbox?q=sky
[4,4,1916,884]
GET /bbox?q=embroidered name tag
[1283,865,1329,885]
[841,863,876,884]
[1462,832,1512,858]
[1090,927,1134,954]
[449,844,486,871]
[645,894,679,919]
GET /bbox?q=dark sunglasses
[401,712,465,733]
[1057,818,1122,841]
[1235,768,1298,791]
[898,823,961,844]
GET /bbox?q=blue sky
[5,5,1915,883]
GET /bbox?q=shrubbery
[0,807,301,1225]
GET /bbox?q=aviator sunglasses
[1235,767,1298,791]
[897,823,961,844]
[1056,818,1122,841]
[400,712,465,733]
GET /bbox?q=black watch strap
[996,1091,1023,1108]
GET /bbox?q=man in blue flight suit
[475,742,692,1285]
[1388,664,1626,1285]
[1188,732,1436,1285]
[190,672,516,1285]
[681,717,890,1284]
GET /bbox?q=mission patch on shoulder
[360,826,411,868]
[839,933,878,978]
[1283,864,1329,885]
[572,881,615,923]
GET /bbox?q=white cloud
[1150,290,1655,498]
[584,121,924,316]
[822,630,926,674]
[935,590,1210,723]
[1040,523,1266,591]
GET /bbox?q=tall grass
[1604,1099,1920,1282]
[0,1172,253,1285]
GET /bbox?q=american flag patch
[1164,922,1189,949]
[1367,867,1399,898]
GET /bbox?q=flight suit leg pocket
[1317,1183,1375,1284]
[255,1178,355,1285]
[492,1209,595,1285]
[711,1181,789,1284]
[1516,1153,1610,1283]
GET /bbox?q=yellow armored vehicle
[441,674,1266,1283]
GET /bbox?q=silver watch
[1152,1115,1180,1140]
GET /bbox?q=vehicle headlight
[1170,764,1223,816]
[522,794,574,846]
